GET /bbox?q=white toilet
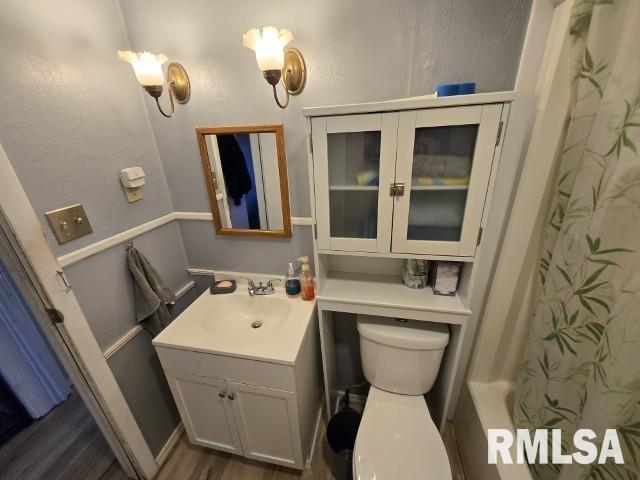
[353,315,452,480]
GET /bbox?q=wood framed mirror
[196,124,292,237]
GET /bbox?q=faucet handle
[238,277,257,296]
[266,278,282,289]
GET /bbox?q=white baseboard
[156,422,184,467]
[305,405,324,469]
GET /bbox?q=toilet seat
[353,387,452,480]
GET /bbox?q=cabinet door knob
[219,391,226,398]
[227,393,235,400]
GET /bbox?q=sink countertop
[152,286,316,366]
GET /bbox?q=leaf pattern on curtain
[513,0,640,479]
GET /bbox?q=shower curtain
[513,0,640,479]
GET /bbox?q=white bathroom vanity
[152,286,322,470]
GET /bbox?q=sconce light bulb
[243,27,294,72]
[117,50,168,86]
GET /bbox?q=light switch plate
[123,187,143,203]
[45,204,93,244]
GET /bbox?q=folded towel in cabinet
[414,176,469,186]
[127,246,176,336]
[412,154,470,178]
[356,170,379,186]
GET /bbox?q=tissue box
[429,262,461,296]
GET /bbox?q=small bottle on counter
[299,257,315,301]
[285,262,301,297]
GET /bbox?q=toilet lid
[353,387,452,480]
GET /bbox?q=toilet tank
[357,315,449,395]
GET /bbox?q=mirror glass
[197,125,291,237]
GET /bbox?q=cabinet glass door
[392,105,503,256]
[312,113,397,253]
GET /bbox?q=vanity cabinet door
[392,105,503,256]
[166,371,243,455]
[227,381,304,469]
[312,113,398,253]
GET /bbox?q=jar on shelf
[402,259,428,289]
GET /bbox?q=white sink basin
[153,282,315,365]
[200,295,292,334]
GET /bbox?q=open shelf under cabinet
[317,271,470,324]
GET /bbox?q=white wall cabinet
[304,92,514,429]
[312,104,503,257]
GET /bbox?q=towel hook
[125,241,133,251]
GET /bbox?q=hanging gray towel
[126,246,176,336]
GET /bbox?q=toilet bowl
[353,387,451,479]
[353,315,452,480]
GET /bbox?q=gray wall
[0,0,174,257]
[64,222,190,351]
[0,0,184,458]
[119,0,532,218]
[179,220,313,275]
[107,327,181,457]
[118,0,531,274]
[65,221,194,457]
[405,1,534,98]
[0,0,532,462]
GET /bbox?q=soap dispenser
[285,262,301,297]
[298,256,315,301]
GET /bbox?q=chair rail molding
[155,423,184,465]
[102,280,195,360]
[57,212,314,268]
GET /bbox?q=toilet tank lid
[357,316,449,350]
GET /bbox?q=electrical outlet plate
[44,204,93,244]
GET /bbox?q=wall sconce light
[243,27,306,109]
[117,51,191,118]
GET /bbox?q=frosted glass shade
[118,50,168,86]
[243,27,294,71]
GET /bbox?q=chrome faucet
[239,277,281,296]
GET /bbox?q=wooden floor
[103,419,466,480]
[103,421,333,480]
[0,392,466,480]
[160,434,331,480]
[0,390,121,480]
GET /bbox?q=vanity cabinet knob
[219,391,226,398]
[227,393,235,400]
